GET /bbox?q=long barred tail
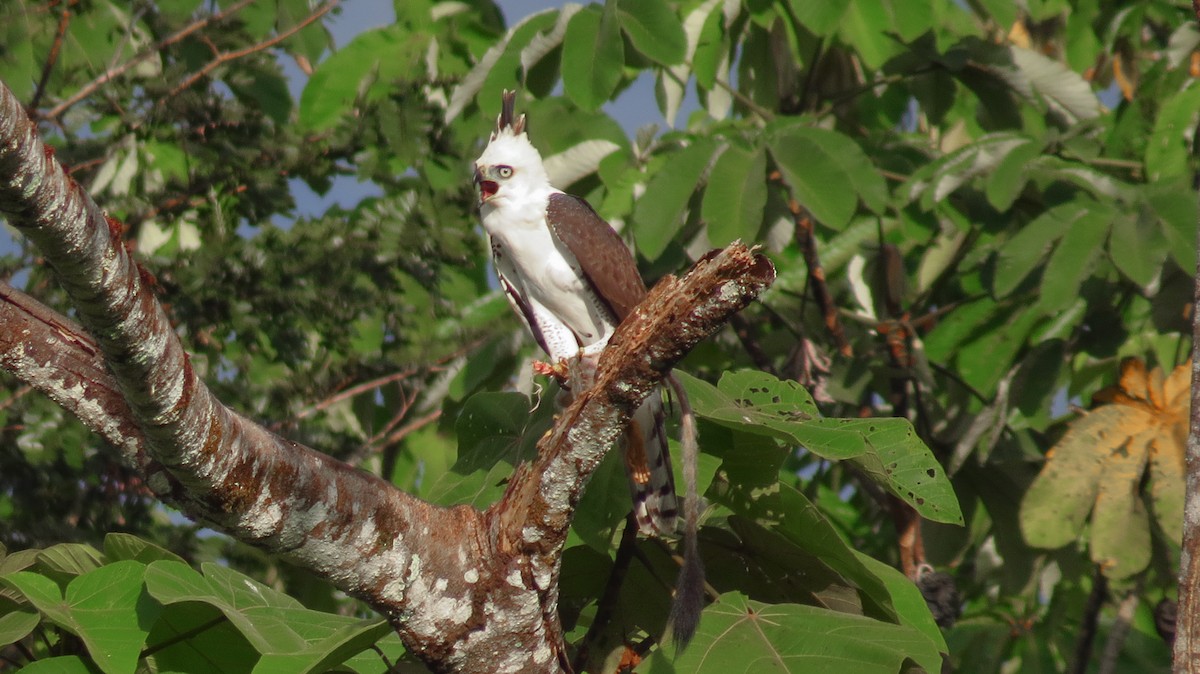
[623,390,678,536]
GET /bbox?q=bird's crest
[492,90,527,141]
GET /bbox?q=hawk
[473,92,677,537]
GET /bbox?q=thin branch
[27,3,72,113]
[1098,585,1140,674]
[44,0,256,119]
[165,1,339,100]
[571,515,641,673]
[380,409,442,448]
[289,368,420,423]
[1072,568,1107,674]
[770,171,852,356]
[0,384,32,413]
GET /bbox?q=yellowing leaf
[1020,358,1190,579]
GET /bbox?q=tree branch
[43,0,257,120]
[0,72,774,673]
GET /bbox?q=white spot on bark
[506,568,525,589]
[464,569,479,583]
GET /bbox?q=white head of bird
[473,107,552,218]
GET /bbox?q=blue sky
[296,0,682,215]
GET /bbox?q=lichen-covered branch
[0,74,774,674]
[0,77,486,663]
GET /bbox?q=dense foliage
[0,0,1195,671]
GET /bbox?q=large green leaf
[18,656,102,674]
[1145,78,1200,181]
[679,371,962,524]
[640,593,943,673]
[617,0,686,66]
[710,476,898,620]
[299,26,424,131]
[562,4,624,111]
[145,561,393,673]
[788,0,850,35]
[426,391,548,508]
[103,533,186,565]
[0,605,39,646]
[3,561,158,674]
[769,125,887,230]
[991,201,1082,298]
[1035,204,1112,316]
[632,138,718,260]
[702,144,768,247]
[906,132,1034,210]
[1108,210,1168,289]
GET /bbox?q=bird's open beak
[474,167,498,205]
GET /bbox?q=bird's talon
[532,358,571,383]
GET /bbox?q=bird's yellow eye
[496,165,514,178]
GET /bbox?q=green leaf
[1035,205,1111,316]
[145,561,391,672]
[103,533,186,565]
[426,391,548,508]
[906,132,1033,210]
[0,606,39,646]
[632,138,717,261]
[702,144,768,247]
[711,477,899,620]
[675,370,820,442]
[640,593,943,673]
[680,371,961,524]
[769,125,887,230]
[984,137,1042,210]
[300,26,423,131]
[853,553,948,656]
[36,543,105,581]
[1145,78,1200,181]
[1144,180,1200,273]
[964,39,1101,122]
[5,561,158,674]
[617,0,686,66]
[1108,211,1167,289]
[562,5,624,111]
[838,0,906,69]
[66,561,159,674]
[17,656,102,674]
[788,0,850,35]
[991,201,1081,298]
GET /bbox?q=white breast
[482,191,617,355]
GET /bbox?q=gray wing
[546,192,647,322]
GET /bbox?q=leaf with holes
[678,371,962,524]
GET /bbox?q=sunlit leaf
[769,124,887,230]
[617,0,686,66]
[702,144,768,247]
[631,138,718,260]
[562,4,624,111]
